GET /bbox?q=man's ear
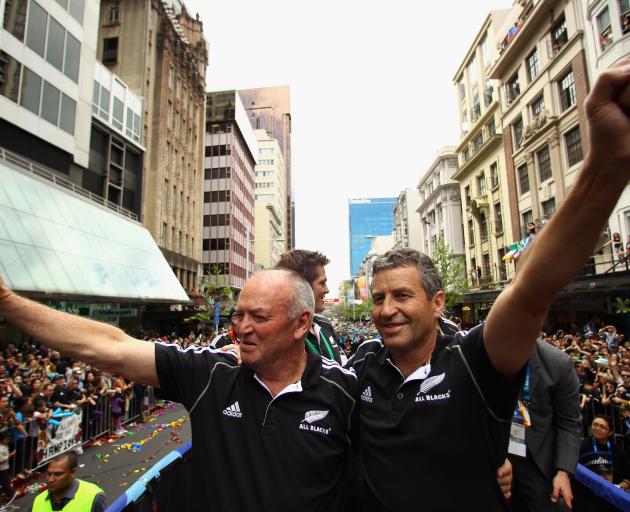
[294,310,312,341]
[432,291,446,318]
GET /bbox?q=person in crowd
[612,232,624,261]
[275,250,346,364]
[345,58,630,510]
[508,339,581,511]
[31,451,106,512]
[51,376,76,412]
[0,269,357,510]
[0,431,14,500]
[576,415,629,512]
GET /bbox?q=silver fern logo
[299,410,331,435]
[416,372,451,403]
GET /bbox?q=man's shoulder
[313,314,335,331]
[346,338,384,366]
[534,340,572,364]
[155,340,238,366]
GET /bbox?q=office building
[239,86,292,249]
[97,0,208,292]
[204,90,257,292]
[393,188,421,251]
[254,128,287,269]
[348,197,396,277]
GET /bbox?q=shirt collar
[378,332,452,377]
[46,479,79,502]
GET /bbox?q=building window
[26,0,47,57]
[490,162,499,188]
[537,145,552,182]
[468,56,477,86]
[526,49,540,82]
[512,117,524,150]
[522,210,533,235]
[480,212,488,241]
[107,3,120,24]
[103,37,119,64]
[564,126,584,166]
[551,14,568,56]
[621,0,630,35]
[458,80,465,100]
[3,0,27,41]
[597,7,613,51]
[473,133,484,151]
[517,164,530,195]
[506,72,520,105]
[483,121,494,140]
[541,198,556,218]
[472,93,481,121]
[0,51,21,103]
[482,253,491,280]
[498,248,507,280]
[477,173,486,196]
[464,185,471,206]
[494,202,503,233]
[468,219,475,246]
[531,95,545,116]
[484,81,493,106]
[481,36,488,65]
[559,70,576,111]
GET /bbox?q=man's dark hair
[371,248,443,299]
[275,250,329,285]
[50,450,78,470]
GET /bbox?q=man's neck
[390,333,438,379]
[255,350,308,397]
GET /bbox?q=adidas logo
[361,386,373,403]
[222,401,242,418]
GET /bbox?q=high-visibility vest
[32,480,104,512]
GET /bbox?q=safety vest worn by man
[32,480,104,512]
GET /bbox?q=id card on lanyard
[508,365,532,457]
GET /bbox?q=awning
[0,161,189,303]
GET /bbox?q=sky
[183,0,510,296]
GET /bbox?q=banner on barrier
[39,411,83,464]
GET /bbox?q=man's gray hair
[256,269,314,319]
[371,248,443,299]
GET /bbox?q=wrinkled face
[371,266,444,354]
[46,459,76,495]
[310,265,329,314]
[232,273,308,370]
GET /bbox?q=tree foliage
[432,237,469,309]
[185,265,234,323]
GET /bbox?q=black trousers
[509,454,570,512]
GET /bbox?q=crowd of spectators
[0,340,143,497]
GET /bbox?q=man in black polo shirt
[0,269,357,511]
[212,249,346,365]
[275,249,346,364]
[346,59,630,510]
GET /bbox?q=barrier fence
[106,443,630,512]
[7,386,156,480]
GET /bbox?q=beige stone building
[489,0,590,251]
[254,129,287,269]
[453,9,515,296]
[97,0,208,292]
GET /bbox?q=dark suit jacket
[524,341,582,480]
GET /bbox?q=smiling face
[232,271,311,371]
[591,417,612,443]
[371,265,444,355]
[309,265,329,314]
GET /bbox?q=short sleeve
[457,323,525,421]
[154,343,236,410]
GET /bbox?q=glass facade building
[349,197,396,277]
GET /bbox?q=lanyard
[522,364,531,403]
[306,324,334,360]
[592,438,612,454]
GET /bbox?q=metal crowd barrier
[7,386,156,479]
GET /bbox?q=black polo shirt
[155,343,357,511]
[308,315,345,365]
[347,323,523,511]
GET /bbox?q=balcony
[599,26,613,52]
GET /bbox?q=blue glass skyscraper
[349,197,396,277]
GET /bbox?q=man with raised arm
[347,58,630,511]
[0,270,357,510]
